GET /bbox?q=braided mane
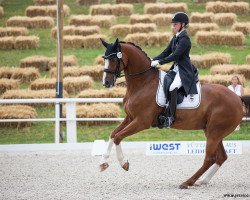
[120,41,151,62]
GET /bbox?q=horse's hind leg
[195,141,227,186]
[179,137,220,189]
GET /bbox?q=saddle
[163,68,199,105]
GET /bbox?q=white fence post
[66,102,77,143]
[55,103,60,144]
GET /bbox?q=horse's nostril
[105,80,109,85]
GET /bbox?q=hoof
[194,180,208,186]
[179,183,188,189]
[100,163,109,172]
[122,161,129,171]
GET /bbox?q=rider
[151,12,198,128]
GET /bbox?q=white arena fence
[0,98,248,144]
[0,98,124,144]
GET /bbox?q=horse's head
[101,38,128,88]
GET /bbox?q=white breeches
[169,71,182,91]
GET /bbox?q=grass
[0,0,250,144]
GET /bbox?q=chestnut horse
[99,39,247,189]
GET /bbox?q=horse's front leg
[113,118,149,171]
[99,116,131,171]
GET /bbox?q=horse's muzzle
[104,80,113,88]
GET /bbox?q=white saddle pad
[156,70,201,109]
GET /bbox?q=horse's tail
[241,95,250,117]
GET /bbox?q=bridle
[102,43,154,81]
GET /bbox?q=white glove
[151,60,159,67]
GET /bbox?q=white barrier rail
[0,98,249,144]
[0,98,124,144]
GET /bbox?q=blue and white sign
[146,141,242,156]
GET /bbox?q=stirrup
[157,115,174,129]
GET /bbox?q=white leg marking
[195,163,220,185]
[100,138,114,164]
[116,143,127,167]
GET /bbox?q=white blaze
[102,59,109,85]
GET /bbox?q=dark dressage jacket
[153,30,198,95]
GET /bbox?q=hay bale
[1,89,68,107]
[130,14,153,24]
[69,15,92,26]
[152,14,172,26]
[190,12,214,23]
[0,27,28,37]
[188,23,219,36]
[51,26,75,38]
[11,67,40,83]
[90,4,112,15]
[26,5,70,17]
[95,55,104,65]
[131,23,157,34]
[199,74,245,86]
[48,55,78,68]
[14,36,39,49]
[30,78,56,90]
[77,87,126,98]
[214,13,237,26]
[20,55,51,71]
[0,78,19,95]
[111,4,133,16]
[111,24,132,37]
[0,37,15,49]
[46,5,70,17]
[77,0,99,5]
[206,1,249,14]
[91,15,116,27]
[124,32,172,46]
[34,0,56,5]
[232,22,250,35]
[124,33,148,46]
[52,25,101,38]
[74,26,100,36]
[69,15,116,28]
[7,16,54,28]
[0,6,3,18]
[191,52,231,69]
[64,76,94,94]
[82,34,107,48]
[144,3,188,14]
[246,55,250,64]
[0,105,37,128]
[63,35,84,48]
[0,67,14,79]
[147,32,172,46]
[50,65,103,81]
[116,0,156,3]
[26,6,47,17]
[210,64,250,79]
[195,31,245,46]
[197,0,238,2]
[245,87,250,95]
[66,103,120,125]
[64,35,107,49]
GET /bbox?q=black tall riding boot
[167,87,178,127]
[158,88,178,128]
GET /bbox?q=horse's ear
[114,38,119,48]
[100,38,109,48]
